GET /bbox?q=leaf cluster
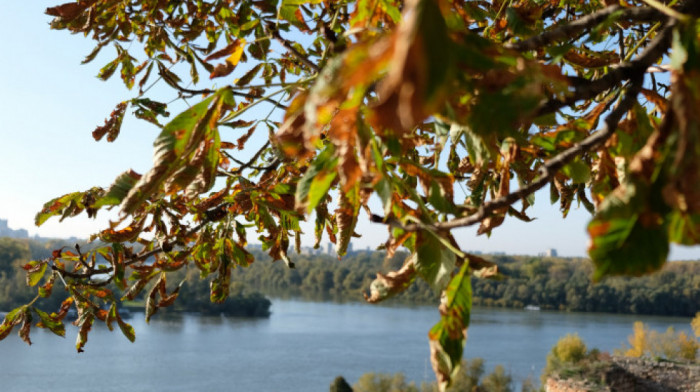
[10,0,700,388]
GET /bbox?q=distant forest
[233,249,700,317]
[1,237,698,317]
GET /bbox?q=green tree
[480,365,512,392]
[542,333,590,384]
[3,0,700,389]
[354,372,419,392]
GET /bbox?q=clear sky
[1,2,699,260]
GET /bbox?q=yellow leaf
[226,39,246,68]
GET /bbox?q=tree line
[2,237,698,318]
[231,249,699,317]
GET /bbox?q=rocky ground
[546,356,700,392]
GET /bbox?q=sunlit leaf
[296,144,338,213]
[24,260,47,287]
[364,257,417,303]
[120,93,223,214]
[34,307,65,337]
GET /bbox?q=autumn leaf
[92,102,127,142]
[120,93,224,214]
[34,307,66,338]
[335,185,360,256]
[24,260,48,287]
[370,0,453,136]
[45,2,88,22]
[208,39,246,79]
[429,263,471,390]
[364,258,417,303]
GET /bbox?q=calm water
[0,300,693,391]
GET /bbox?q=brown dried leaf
[45,2,88,21]
[364,260,417,303]
[564,50,620,69]
[369,0,450,139]
[92,102,127,142]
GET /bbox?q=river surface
[0,299,694,391]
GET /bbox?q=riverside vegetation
[2,237,698,318]
[231,248,699,317]
[346,314,700,392]
[539,314,700,390]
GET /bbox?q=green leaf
[588,182,669,281]
[121,93,222,214]
[416,0,452,103]
[94,170,141,208]
[0,306,26,341]
[35,192,83,226]
[296,144,338,213]
[117,314,135,342]
[453,123,492,167]
[562,159,591,184]
[667,211,700,245]
[231,242,254,267]
[415,232,456,290]
[97,58,119,80]
[33,307,65,337]
[24,260,47,287]
[428,263,472,390]
[374,177,393,216]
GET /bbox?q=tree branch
[158,69,289,110]
[536,21,675,116]
[50,203,232,282]
[395,75,645,233]
[268,26,321,73]
[505,6,664,52]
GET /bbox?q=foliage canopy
[3,0,700,389]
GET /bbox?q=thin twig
[162,76,289,110]
[268,26,320,73]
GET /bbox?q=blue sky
[1,2,699,260]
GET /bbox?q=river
[0,299,694,391]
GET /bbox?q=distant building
[247,243,263,251]
[545,248,558,257]
[327,242,333,255]
[347,242,353,254]
[0,219,29,239]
